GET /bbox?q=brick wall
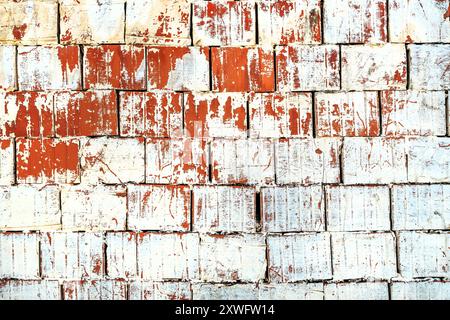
[0,0,449,300]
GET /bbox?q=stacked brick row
[0,0,449,300]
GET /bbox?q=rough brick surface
[2,0,450,301]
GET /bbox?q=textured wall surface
[0,0,450,300]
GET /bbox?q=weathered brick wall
[0,0,449,300]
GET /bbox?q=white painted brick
[391,281,450,300]
[61,185,126,231]
[249,92,313,138]
[60,0,125,44]
[398,231,449,279]
[331,232,397,280]
[129,281,191,300]
[0,280,61,300]
[261,185,325,232]
[193,186,256,233]
[381,90,446,136]
[0,139,14,185]
[325,185,390,232]
[63,280,127,300]
[128,185,191,232]
[146,138,208,184]
[126,0,191,45]
[341,44,407,90]
[193,0,256,46]
[199,234,266,282]
[324,0,387,44]
[258,283,324,300]
[80,137,145,184]
[0,0,58,44]
[258,0,322,45]
[315,91,380,137]
[324,282,389,300]
[211,138,275,185]
[268,233,332,282]
[193,283,258,300]
[408,137,450,183]
[389,0,450,43]
[137,232,200,281]
[0,46,16,91]
[41,232,104,279]
[0,185,60,231]
[106,232,137,279]
[276,45,340,91]
[392,184,450,231]
[18,46,81,90]
[343,137,408,184]
[275,138,341,184]
[0,233,39,279]
[409,44,450,90]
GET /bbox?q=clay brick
[398,231,449,279]
[60,0,125,44]
[249,92,313,138]
[137,232,200,281]
[185,92,247,138]
[409,44,450,90]
[0,233,39,279]
[261,186,325,232]
[63,280,127,300]
[258,0,321,45]
[106,232,137,279]
[276,45,340,91]
[0,280,61,300]
[147,46,210,91]
[275,138,341,184]
[211,138,275,185]
[193,0,256,46]
[392,184,450,231]
[119,91,183,138]
[129,281,191,300]
[18,46,81,90]
[0,92,54,138]
[211,47,274,92]
[192,186,256,233]
[389,0,450,43]
[324,282,389,300]
[193,283,324,300]
[55,90,118,137]
[61,185,127,231]
[84,45,146,90]
[325,185,390,231]
[381,90,446,136]
[79,137,145,184]
[0,46,16,91]
[41,232,104,279]
[315,91,380,137]
[16,138,80,184]
[408,137,450,183]
[323,0,387,44]
[146,138,208,184]
[128,185,191,231]
[0,0,58,44]
[341,44,407,90]
[332,232,397,280]
[342,137,408,184]
[199,234,266,282]
[0,139,15,185]
[0,185,60,231]
[391,281,450,300]
[268,233,332,282]
[126,0,191,45]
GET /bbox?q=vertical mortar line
[338,138,344,184]
[311,92,317,138]
[405,44,410,90]
[322,184,328,232]
[208,139,213,184]
[255,190,261,232]
[209,47,213,92]
[80,45,85,90]
[378,91,383,136]
[190,188,194,232]
[116,90,121,137]
[14,45,18,91]
[338,44,342,91]
[388,185,394,231]
[246,98,250,138]
[328,230,334,278]
[103,233,108,280]
[254,1,259,45]
[446,91,449,137]
[264,235,270,282]
[60,284,65,300]
[57,1,61,44]
[320,0,325,42]
[273,46,277,91]
[12,138,17,185]
[190,2,194,46]
[394,230,401,276]
[385,0,389,43]
[124,1,127,42]
[388,282,392,300]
